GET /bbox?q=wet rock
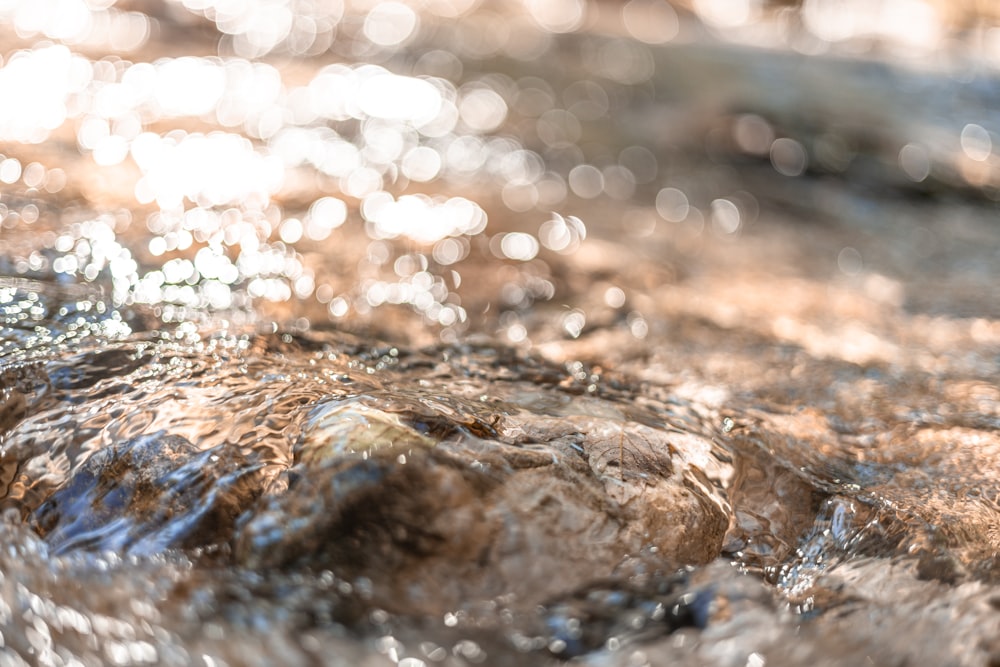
[0,385,27,436]
[726,408,1000,581]
[535,569,713,658]
[723,446,823,572]
[0,359,50,432]
[235,394,731,617]
[47,346,148,392]
[30,431,267,556]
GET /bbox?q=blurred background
[1,0,999,352]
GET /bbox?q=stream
[2,1,1000,665]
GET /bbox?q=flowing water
[2,2,1000,665]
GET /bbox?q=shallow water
[2,2,1000,666]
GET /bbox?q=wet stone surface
[30,431,264,557]
[0,279,998,666]
[235,389,730,618]
[0,300,742,665]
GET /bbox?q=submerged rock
[30,431,267,556]
[235,388,732,617]
[0,325,997,666]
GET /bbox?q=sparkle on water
[0,0,992,343]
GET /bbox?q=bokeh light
[364,2,419,47]
[0,0,150,51]
[621,0,679,44]
[525,0,587,33]
[0,46,91,143]
[0,0,996,338]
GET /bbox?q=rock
[30,431,267,556]
[235,393,732,617]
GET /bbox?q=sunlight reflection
[770,137,808,177]
[458,85,508,133]
[801,0,942,50]
[0,46,91,143]
[177,0,344,58]
[132,132,283,209]
[655,187,689,223]
[960,123,992,162]
[0,0,993,339]
[152,58,226,117]
[525,0,586,33]
[568,165,604,199]
[0,158,22,184]
[694,0,755,29]
[357,70,442,124]
[496,232,540,261]
[621,0,679,44]
[363,194,487,244]
[0,0,150,51]
[709,198,741,235]
[539,213,586,254]
[898,143,931,182]
[364,2,419,47]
